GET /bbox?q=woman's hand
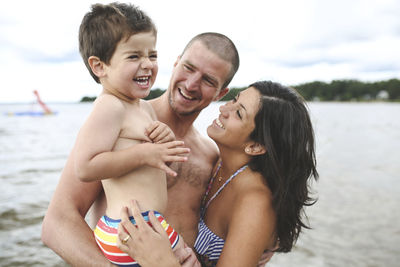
[116,200,200,267]
[116,200,179,267]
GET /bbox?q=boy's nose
[142,57,154,69]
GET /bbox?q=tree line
[80,79,400,102]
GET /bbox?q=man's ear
[173,55,181,67]
[215,87,229,101]
[88,56,106,79]
[244,142,266,156]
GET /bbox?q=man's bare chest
[167,157,213,189]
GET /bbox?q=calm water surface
[1,102,399,267]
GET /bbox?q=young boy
[74,3,187,266]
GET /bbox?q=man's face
[167,41,231,116]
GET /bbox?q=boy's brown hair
[79,2,157,83]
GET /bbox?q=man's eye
[204,79,215,87]
[184,65,193,71]
[129,55,138,59]
[150,54,158,59]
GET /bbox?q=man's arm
[41,149,114,267]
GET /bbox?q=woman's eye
[236,110,242,119]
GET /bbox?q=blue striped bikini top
[194,162,248,265]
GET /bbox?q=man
[41,32,239,266]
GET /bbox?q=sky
[0,0,399,103]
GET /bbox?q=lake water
[1,102,399,267]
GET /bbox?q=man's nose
[185,73,201,91]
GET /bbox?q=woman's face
[207,86,260,150]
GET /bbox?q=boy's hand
[145,121,175,144]
[142,141,190,177]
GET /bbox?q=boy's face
[167,41,231,116]
[102,31,158,100]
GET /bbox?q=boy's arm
[74,96,189,181]
[41,149,115,267]
[73,95,133,182]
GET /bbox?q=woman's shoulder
[233,169,273,213]
[228,170,277,251]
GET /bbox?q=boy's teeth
[135,77,150,85]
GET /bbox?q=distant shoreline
[80,78,400,103]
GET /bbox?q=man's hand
[257,249,275,266]
[174,244,201,267]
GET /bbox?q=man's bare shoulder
[187,128,219,158]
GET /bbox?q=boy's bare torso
[103,99,167,218]
[89,97,219,246]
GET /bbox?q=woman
[117,81,318,266]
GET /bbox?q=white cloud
[0,0,399,102]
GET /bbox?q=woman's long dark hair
[248,81,318,252]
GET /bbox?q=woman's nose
[219,102,232,116]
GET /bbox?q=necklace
[201,162,248,216]
[216,164,244,183]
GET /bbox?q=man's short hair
[182,32,240,90]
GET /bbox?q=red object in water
[33,90,52,114]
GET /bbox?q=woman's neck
[218,147,250,175]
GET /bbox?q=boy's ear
[215,87,229,101]
[244,142,266,156]
[88,56,106,79]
